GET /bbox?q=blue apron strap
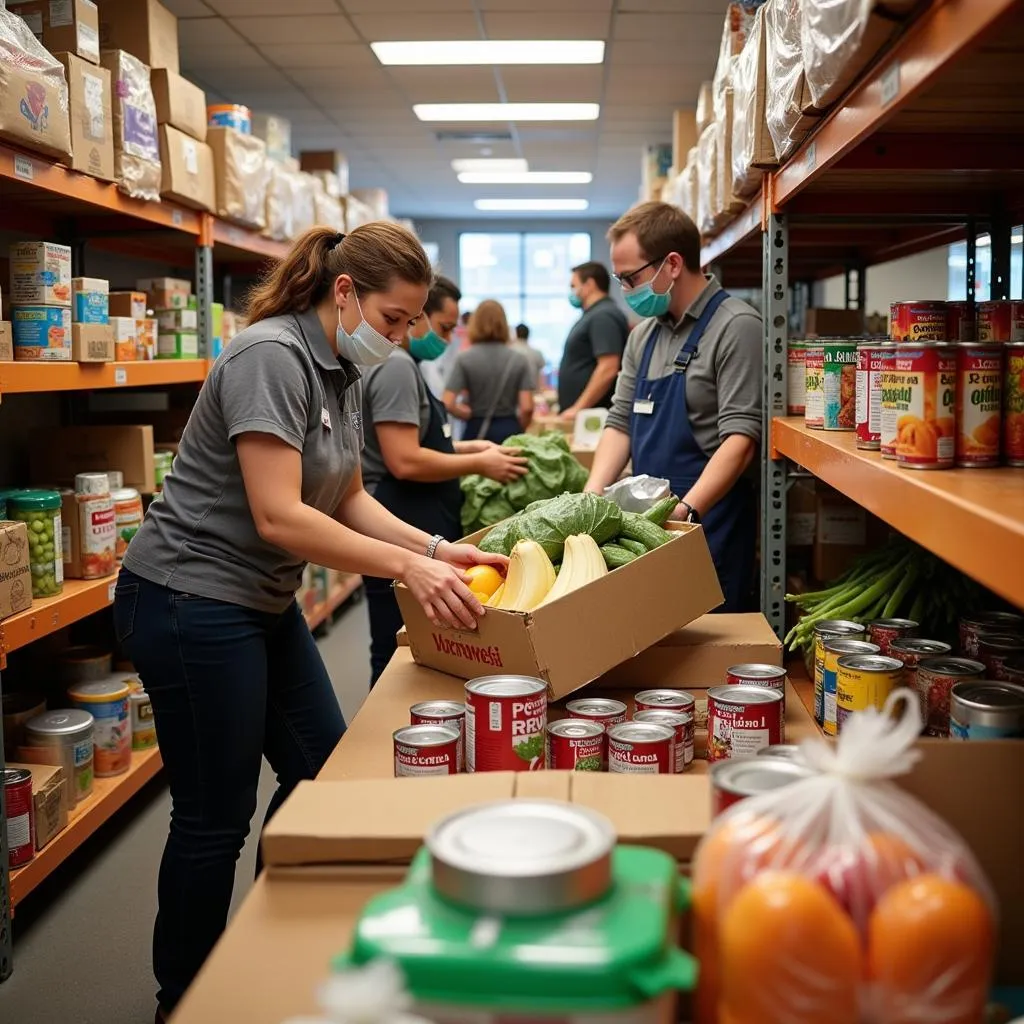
[636,320,661,383]
[674,288,730,373]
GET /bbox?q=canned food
[24,709,94,806]
[880,358,901,459]
[67,677,132,777]
[976,300,1023,342]
[856,342,894,449]
[427,800,615,914]
[835,654,904,733]
[607,721,674,774]
[633,689,696,717]
[757,744,803,761]
[804,343,824,429]
[4,767,34,867]
[823,639,881,736]
[633,709,693,772]
[710,758,811,818]
[1005,655,1024,685]
[411,700,466,771]
[822,341,857,430]
[393,724,461,777]
[128,687,157,750]
[955,342,1003,468]
[725,663,787,696]
[960,611,1024,658]
[707,685,784,762]
[949,681,1024,740]
[787,340,808,415]
[890,300,947,342]
[977,635,1024,682]
[888,638,952,703]
[207,103,251,133]
[813,620,866,725]
[58,644,112,684]
[945,300,974,343]
[917,657,986,737]
[891,343,957,469]
[464,675,546,772]
[1005,342,1024,466]
[867,618,919,656]
[545,719,605,771]
[565,697,627,727]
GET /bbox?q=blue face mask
[568,291,583,309]
[409,329,447,361]
[623,259,673,318]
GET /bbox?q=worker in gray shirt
[585,202,762,611]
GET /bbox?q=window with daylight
[459,231,592,369]
[947,228,1023,300]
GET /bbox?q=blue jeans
[113,569,346,1011]
[465,414,521,445]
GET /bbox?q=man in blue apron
[361,277,528,682]
[585,202,762,611]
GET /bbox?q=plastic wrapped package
[342,194,375,232]
[208,126,270,229]
[100,49,161,201]
[801,0,919,111]
[696,124,718,237]
[263,162,296,241]
[693,690,997,1024]
[310,169,341,199]
[350,187,389,220]
[695,80,714,134]
[712,2,755,122]
[0,7,72,162]
[311,176,345,231]
[765,0,819,159]
[662,170,685,210]
[729,5,769,198]
[293,173,317,237]
[680,151,699,223]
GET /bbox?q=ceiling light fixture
[451,158,529,173]
[474,199,590,212]
[415,103,599,122]
[372,40,604,66]
[458,171,592,184]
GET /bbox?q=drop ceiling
[166,0,725,219]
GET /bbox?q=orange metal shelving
[0,359,209,395]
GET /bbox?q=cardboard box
[157,330,198,359]
[0,520,32,619]
[208,126,270,229]
[97,0,178,73]
[71,322,114,361]
[12,0,100,63]
[6,762,68,850]
[136,317,156,360]
[31,424,156,492]
[56,52,114,181]
[803,307,864,337]
[151,68,206,141]
[71,276,109,323]
[671,109,698,176]
[109,315,137,360]
[158,124,214,211]
[156,307,197,331]
[397,523,723,700]
[9,241,72,306]
[109,291,147,319]
[0,321,13,362]
[300,148,349,193]
[137,277,190,309]
[812,486,887,582]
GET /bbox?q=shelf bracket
[761,213,788,639]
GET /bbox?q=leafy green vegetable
[574,755,602,772]
[514,734,544,763]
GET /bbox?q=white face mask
[336,291,396,366]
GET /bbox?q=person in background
[443,299,535,443]
[361,276,528,683]
[558,260,629,421]
[511,322,547,389]
[585,202,762,611]
[113,224,507,1022]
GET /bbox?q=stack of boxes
[139,277,198,359]
[9,242,73,362]
[152,68,214,210]
[108,290,147,361]
[70,277,113,361]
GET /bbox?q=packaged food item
[866,617,918,656]
[129,685,156,750]
[59,644,112,684]
[156,307,198,332]
[633,708,693,772]
[692,690,996,1024]
[977,634,1024,682]
[787,340,807,415]
[888,638,950,711]
[945,300,974,343]
[62,472,116,579]
[835,654,904,733]
[1004,341,1024,466]
[855,342,894,450]
[112,487,143,561]
[803,342,824,428]
[4,767,35,867]
[812,619,865,725]
[464,675,545,772]
[976,300,1018,342]
[889,300,947,342]
[879,357,901,459]
[157,330,198,359]
[71,277,109,324]
[109,316,137,361]
[207,103,250,133]
[710,756,810,817]
[822,340,857,430]
[138,277,190,309]
[564,697,627,726]
[545,719,605,771]
[960,611,1024,658]
[725,663,786,701]
[153,450,173,491]
[135,317,157,360]
[8,490,63,597]
[954,342,1003,468]
[11,305,72,361]
[917,657,986,737]
[207,125,270,230]
[108,291,147,319]
[23,709,94,805]
[633,688,695,716]
[100,49,161,201]
[58,51,115,181]
[393,724,460,778]
[891,342,957,469]
[607,720,674,774]
[822,638,880,736]
[950,680,1024,740]
[9,241,72,306]
[71,323,114,362]
[0,520,32,618]
[707,685,783,762]
[67,677,132,776]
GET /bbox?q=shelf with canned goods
[0,359,210,396]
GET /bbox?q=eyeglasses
[613,255,667,290]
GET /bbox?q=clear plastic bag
[728,7,765,198]
[603,474,671,514]
[765,0,816,160]
[696,123,718,237]
[693,689,997,1024]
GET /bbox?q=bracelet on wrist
[426,534,445,559]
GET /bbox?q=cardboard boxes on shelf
[31,424,157,492]
[300,149,349,195]
[803,306,864,336]
[208,126,270,229]
[9,242,72,306]
[101,48,162,201]
[109,291,147,319]
[158,125,215,211]
[0,520,32,619]
[109,316,137,360]
[138,277,190,309]
[97,0,179,74]
[6,762,68,851]
[11,0,100,63]
[71,323,114,361]
[71,277,109,323]
[151,68,207,141]
[11,306,72,361]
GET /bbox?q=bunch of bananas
[487,536,608,612]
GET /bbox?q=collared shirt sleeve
[366,353,422,427]
[714,310,763,444]
[588,307,629,359]
[605,322,647,435]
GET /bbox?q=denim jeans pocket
[113,582,139,643]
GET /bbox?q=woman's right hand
[476,444,529,483]
[402,555,484,630]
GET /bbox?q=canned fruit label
[891,346,956,467]
[707,692,783,762]
[890,301,946,342]
[804,347,824,428]
[956,345,1003,467]
[823,343,857,430]
[977,301,1015,342]
[1005,345,1024,465]
[879,365,901,458]
[787,342,807,414]
[856,345,893,448]
[465,688,546,772]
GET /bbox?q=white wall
[821,246,949,316]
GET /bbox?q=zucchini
[600,543,639,569]
[618,537,648,557]
[620,512,673,551]
[644,495,679,526]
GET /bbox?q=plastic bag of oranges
[692,689,997,1024]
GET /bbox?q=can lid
[814,619,864,636]
[918,657,986,676]
[565,698,627,715]
[410,700,465,719]
[427,800,615,915]
[548,719,605,739]
[112,487,141,502]
[393,724,459,748]
[8,489,62,511]
[708,684,784,705]
[889,638,951,655]
[607,721,674,744]
[869,618,919,629]
[977,635,1024,652]
[634,709,692,727]
[835,655,904,672]
[757,744,803,760]
[67,677,133,702]
[822,638,880,656]
[25,708,94,736]
[633,688,694,706]
[4,767,32,787]
[465,675,547,698]
[74,472,110,496]
[952,680,1024,711]
[711,758,811,798]
[726,663,786,679]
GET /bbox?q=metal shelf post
[0,666,12,982]
[195,241,214,360]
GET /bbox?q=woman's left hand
[437,541,509,572]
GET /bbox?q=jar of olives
[9,490,64,598]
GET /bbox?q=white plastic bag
[603,475,671,514]
[693,689,997,1024]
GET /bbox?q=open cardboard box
[396,522,723,701]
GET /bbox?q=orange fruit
[719,872,861,1024]
[868,874,994,1024]
[465,564,503,599]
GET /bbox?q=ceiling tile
[613,11,721,43]
[342,0,471,8]
[349,13,480,40]
[618,0,723,10]
[195,67,293,92]
[498,66,602,103]
[178,16,239,49]
[181,45,269,71]
[482,12,610,37]
[387,67,501,103]
[162,0,214,15]
[478,0,609,8]
[259,42,379,69]
[231,15,358,44]
[207,0,340,13]
[286,65,393,91]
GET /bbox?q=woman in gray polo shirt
[112,224,506,1020]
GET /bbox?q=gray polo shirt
[124,306,364,613]
[557,296,629,410]
[445,343,534,419]
[361,347,432,494]
[605,278,762,457]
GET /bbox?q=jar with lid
[24,709,95,805]
[112,487,144,562]
[66,473,117,579]
[8,489,64,597]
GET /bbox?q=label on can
[891,344,956,468]
[4,770,35,867]
[856,344,893,449]
[633,710,693,772]
[545,720,605,771]
[465,679,546,772]
[955,343,1003,468]
[72,737,94,800]
[814,623,865,725]
[918,659,986,737]
[410,702,466,772]
[1004,344,1024,466]
[707,687,783,762]
[823,342,857,430]
[394,725,460,777]
[836,655,904,732]
[787,341,807,415]
[867,619,919,657]
[78,495,117,579]
[977,300,1012,342]
[84,697,131,777]
[804,345,824,428]
[945,301,974,343]
[607,722,673,774]
[890,301,947,342]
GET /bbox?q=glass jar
[112,487,144,562]
[9,489,63,598]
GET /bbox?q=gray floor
[1,594,373,1024]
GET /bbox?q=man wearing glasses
[585,201,762,611]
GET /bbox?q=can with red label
[890,300,947,342]
[410,700,466,771]
[607,721,674,774]
[960,611,1024,658]
[946,300,975,343]
[710,758,812,817]
[856,342,895,450]
[545,719,606,771]
[867,618,919,657]
[975,300,1020,342]
[464,675,546,772]
[633,688,695,717]
[633,709,694,772]
[1004,342,1024,466]
[707,685,784,763]
[891,343,957,469]
[4,767,35,867]
[955,342,1003,468]
[565,697,627,727]
[787,340,808,415]
[977,635,1024,682]
[917,657,986,737]
[804,343,824,429]
[725,663,786,701]
[393,724,461,777]
[889,638,952,706]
